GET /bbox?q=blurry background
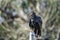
[0,0,60,40]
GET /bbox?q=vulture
[29,12,42,37]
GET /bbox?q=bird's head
[31,11,36,19]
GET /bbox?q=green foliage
[21,0,28,8]
[49,32,55,40]
[31,0,37,7]
[0,25,4,31]
[9,37,15,40]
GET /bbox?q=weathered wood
[29,31,35,40]
[29,31,45,40]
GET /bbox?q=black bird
[29,12,42,37]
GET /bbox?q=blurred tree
[0,0,60,40]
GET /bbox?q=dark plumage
[29,12,42,36]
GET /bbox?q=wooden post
[29,31,35,40]
[29,31,44,40]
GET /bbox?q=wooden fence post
[29,31,35,40]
